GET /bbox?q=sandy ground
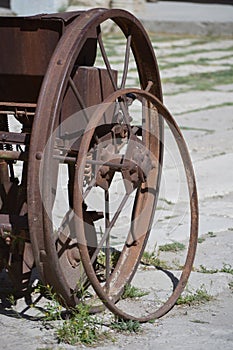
[1,14,233,350]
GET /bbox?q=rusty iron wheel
[74,88,198,321]
[28,8,163,307]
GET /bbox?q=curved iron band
[74,88,199,321]
[27,8,163,306]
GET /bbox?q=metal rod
[0,102,36,108]
[68,77,89,123]
[0,150,28,161]
[90,193,129,264]
[0,131,30,145]
[120,34,132,89]
[54,154,122,165]
[97,28,118,91]
[105,189,110,290]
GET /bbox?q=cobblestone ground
[1,32,233,350]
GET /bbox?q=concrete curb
[140,19,233,36]
[138,2,233,35]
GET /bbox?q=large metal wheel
[74,88,198,321]
[28,8,163,307]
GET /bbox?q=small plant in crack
[121,284,149,299]
[110,317,141,333]
[159,242,185,252]
[176,285,213,305]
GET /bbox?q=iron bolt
[35,152,42,160]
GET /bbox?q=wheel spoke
[90,193,130,264]
[68,77,85,110]
[120,34,132,89]
[97,26,118,91]
[105,190,110,289]
[119,99,132,133]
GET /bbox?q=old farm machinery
[0,9,198,321]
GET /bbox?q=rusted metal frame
[74,8,162,300]
[74,88,198,321]
[53,153,140,171]
[27,9,110,305]
[0,150,28,161]
[0,110,35,117]
[0,102,37,109]
[28,8,163,307]
[0,131,30,145]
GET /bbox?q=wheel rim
[74,88,198,321]
[73,92,161,302]
[27,9,164,306]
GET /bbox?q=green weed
[110,318,141,333]
[198,263,233,275]
[207,231,217,238]
[198,265,218,274]
[34,284,64,321]
[141,251,170,269]
[159,242,185,252]
[122,284,149,299]
[33,285,104,346]
[56,303,102,345]
[163,67,233,91]
[220,263,233,275]
[176,285,213,305]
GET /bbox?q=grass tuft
[56,303,101,345]
[198,265,218,274]
[122,284,149,299]
[159,242,185,252]
[176,285,213,305]
[141,251,170,269]
[110,318,141,333]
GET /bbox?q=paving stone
[163,91,233,115]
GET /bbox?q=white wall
[11,0,69,16]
